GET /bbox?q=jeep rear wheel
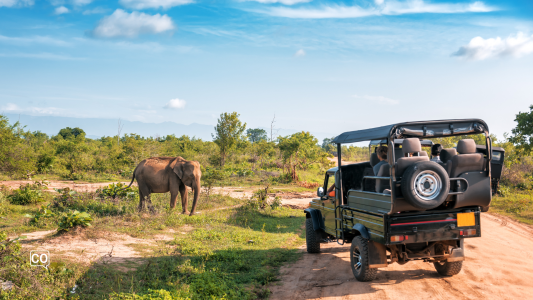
[305,218,320,253]
[350,236,377,281]
[433,261,463,276]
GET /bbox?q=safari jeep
[304,119,504,281]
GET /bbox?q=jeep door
[322,172,337,233]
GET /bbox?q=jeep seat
[450,139,485,178]
[440,148,457,175]
[375,163,390,193]
[395,138,429,176]
[370,152,380,169]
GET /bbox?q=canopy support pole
[337,143,343,205]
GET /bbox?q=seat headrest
[441,148,457,163]
[370,153,380,167]
[402,138,422,155]
[457,139,477,154]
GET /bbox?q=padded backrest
[395,157,429,176]
[395,138,429,176]
[450,139,484,177]
[376,163,390,193]
[370,152,380,167]
[417,151,428,157]
[441,148,457,164]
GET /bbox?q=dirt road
[269,212,533,300]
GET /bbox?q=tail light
[390,235,408,242]
[460,229,477,236]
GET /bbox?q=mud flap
[304,208,325,231]
[368,241,388,268]
[447,239,465,262]
[304,208,329,242]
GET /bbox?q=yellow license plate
[457,212,476,227]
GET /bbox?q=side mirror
[317,187,324,197]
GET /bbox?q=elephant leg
[137,182,152,212]
[169,183,179,210]
[179,183,189,214]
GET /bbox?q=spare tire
[401,161,450,210]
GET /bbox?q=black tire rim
[353,247,362,272]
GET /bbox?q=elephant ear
[171,158,184,180]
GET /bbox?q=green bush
[57,210,93,232]
[26,205,56,227]
[7,183,45,205]
[52,188,133,217]
[98,182,137,199]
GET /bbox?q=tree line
[0,113,342,182]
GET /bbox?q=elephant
[122,156,202,216]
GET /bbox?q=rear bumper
[386,207,481,245]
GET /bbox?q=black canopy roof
[332,119,489,144]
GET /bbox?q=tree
[322,137,336,153]
[212,112,246,167]
[58,127,85,140]
[247,128,267,143]
[509,105,533,153]
[278,131,326,181]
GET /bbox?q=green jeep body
[304,119,500,281]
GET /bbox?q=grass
[490,189,533,225]
[0,186,306,299]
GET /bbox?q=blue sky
[1,0,532,140]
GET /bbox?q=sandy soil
[269,213,533,300]
[18,228,178,268]
[0,180,136,193]
[328,157,362,166]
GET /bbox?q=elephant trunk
[189,180,201,216]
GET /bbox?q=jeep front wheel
[305,218,320,253]
[350,236,377,281]
[433,261,462,276]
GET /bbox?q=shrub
[8,183,45,205]
[52,188,132,216]
[26,205,56,227]
[57,210,93,232]
[97,182,137,199]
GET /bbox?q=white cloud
[0,52,85,60]
[164,98,187,109]
[0,0,33,7]
[3,103,19,111]
[82,7,109,15]
[453,32,533,61]
[54,6,69,14]
[1,103,67,116]
[259,0,496,18]
[0,35,70,47]
[294,49,305,57]
[90,9,175,38]
[374,0,384,5]
[353,95,399,105]
[243,0,310,5]
[119,0,193,10]
[71,0,92,6]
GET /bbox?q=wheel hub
[353,248,362,271]
[413,170,442,201]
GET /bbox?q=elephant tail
[113,166,137,198]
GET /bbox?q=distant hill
[4,114,335,142]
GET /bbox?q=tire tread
[305,218,320,253]
[350,236,378,281]
[433,261,463,276]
